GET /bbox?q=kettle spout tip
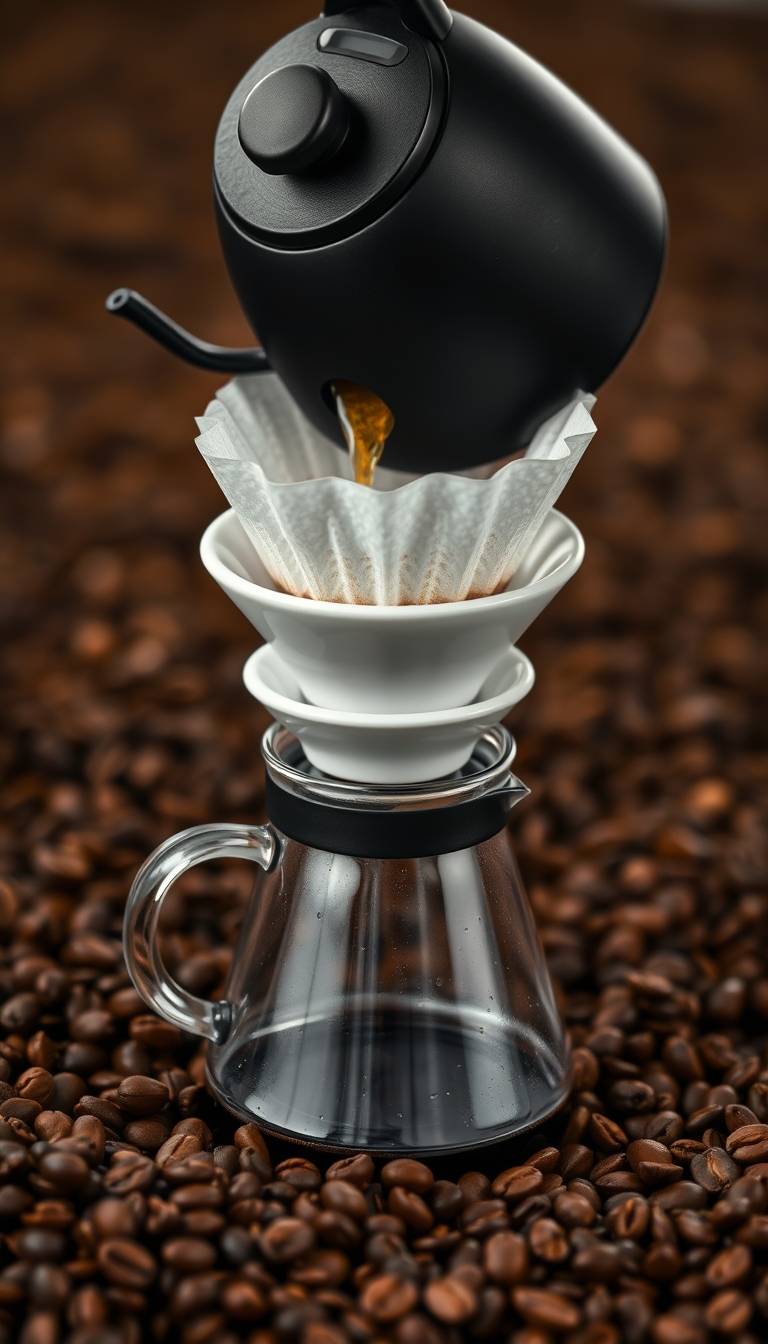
[104,286,271,376]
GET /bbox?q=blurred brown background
[1,0,767,880]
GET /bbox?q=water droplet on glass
[430,1093,438,1100]
[435,977,443,986]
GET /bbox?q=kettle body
[212,3,666,472]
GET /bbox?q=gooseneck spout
[106,289,271,375]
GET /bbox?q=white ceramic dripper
[201,506,583,715]
[201,505,583,782]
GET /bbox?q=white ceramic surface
[243,643,535,784]
[201,507,583,715]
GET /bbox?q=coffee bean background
[1,1,768,1342]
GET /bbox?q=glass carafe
[124,725,570,1155]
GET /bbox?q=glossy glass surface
[125,727,569,1155]
[209,826,569,1152]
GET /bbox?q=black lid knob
[238,63,351,176]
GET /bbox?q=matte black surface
[215,6,439,243]
[214,9,666,471]
[105,288,270,374]
[323,0,453,43]
[238,65,351,176]
[265,770,525,859]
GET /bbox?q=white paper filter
[195,374,596,606]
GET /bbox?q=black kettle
[109,0,666,472]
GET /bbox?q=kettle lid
[214,3,448,248]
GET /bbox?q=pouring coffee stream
[331,379,395,485]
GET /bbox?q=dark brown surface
[1,2,768,1342]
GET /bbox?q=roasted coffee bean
[528,1216,569,1262]
[726,1123,768,1164]
[360,1273,419,1322]
[102,1152,156,1194]
[571,1243,625,1282]
[156,1132,203,1168]
[662,1037,704,1083]
[97,1238,157,1288]
[34,1110,72,1143]
[605,1080,656,1114]
[589,1113,627,1153]
[553,1190,597,1228]
[91,1197,141,1239]
[325,1153,375,1189]
[276,1157,322,1192]
[129,1015,182,1049]
[424,1275,478,1323]
[37,1148,91,1193]
[221,1278,267,1322]
[511,1287,581,1331]
[117,1074,170,1115]
[27,1263,71,1311]
[233,1125,272,1181]
[315,1210,361,1249]
[483,1229,528,1284]
[381,1160,434,1194]
[606,1194,650,1240]
[734,1213,768,1248]
[460,1198,508,1237]
[458,1171,492,1204]
[527,1146,560,1173]
[16,1068,55,1105]
[705,1243,753,1291]
[12,1228,67,1262]
[74,1095,124,1130]
[427,1179,464,1221]
[161,1235,217,1273]
[492,1165,545,1202]
[690,1147,739,1192]
[122,1116,170,1149]
[704,1288,753,1334]
[169,1185,224,1216]
[643,1242,683,1280]
[49,1073,86,1116]
[260,1217,316,1263]
[321,1180,368,1221]
[0,993,42,1034]
[387,1186,434,1231]
[627,1138,676,1172]
[557,1145,594,1180]
[509,1194,553,1231]
[1,1097,42,1125]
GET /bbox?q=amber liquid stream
[331,380,395,487]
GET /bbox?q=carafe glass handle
[123,823,278,1045]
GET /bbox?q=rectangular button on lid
[318,28,409,66]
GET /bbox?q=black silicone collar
[265,768,526,858]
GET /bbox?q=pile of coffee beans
[2,1,768,1342]
[2,871,768,1344]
